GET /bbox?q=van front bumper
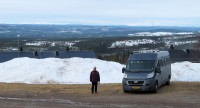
[122,78,156,91]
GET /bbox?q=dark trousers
[91,82,98,93]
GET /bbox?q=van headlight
[124,73,127,78]
[147,72,154,78]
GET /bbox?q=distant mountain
[0,24,200,39]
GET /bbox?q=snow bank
[0,57,124,84]
[0,58,199,84]
[171,61,200,82]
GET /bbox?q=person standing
[90,67,100,94]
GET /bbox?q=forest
[0,24,200,63]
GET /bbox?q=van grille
[128,81,144,85]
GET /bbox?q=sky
[0,0,200,26]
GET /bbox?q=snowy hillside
[110,40,198,48]
[0,57,199,84]
[110,39,156,48]
[128,32,194,36]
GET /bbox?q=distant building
[0,50,96,63]
[168,49,200,63]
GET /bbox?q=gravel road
[0,82,199,108]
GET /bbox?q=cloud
[0,0,200,26]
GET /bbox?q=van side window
[165,58,168,64]
[157,61,160,67]
[157,62,160,67]
[163,58,166,65]
[165,57,170,64]
[167,57,171,64]
[158,59,163,67]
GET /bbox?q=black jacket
[90,70,100,82]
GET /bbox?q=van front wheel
[123,90,128,93]
[152,82,158,93]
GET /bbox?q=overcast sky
[0,0,200,26]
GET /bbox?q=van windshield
[126,60,155,72]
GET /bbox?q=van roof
[129,50,169,60]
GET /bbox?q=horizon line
[0,23,200,28]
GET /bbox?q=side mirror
[122,67,126,73]
[155,67,161,73]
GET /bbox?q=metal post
[17,35,20,57]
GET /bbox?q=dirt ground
[0,82,200,108]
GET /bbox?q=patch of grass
[0,83,121,95]
[0,82,199,98]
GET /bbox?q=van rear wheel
[166,75,171,85]
[166,79,170,85]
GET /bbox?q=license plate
[132,86,141,89]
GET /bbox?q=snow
[0,58,199,84]
[110,39,156,48]
[128,32,194,36]
[175,32,194,35]
[110,35,198,48]
[59,30,82,34]
[164,40,198,47]
[0,57,124,84]
[0,31,10,33]
[171,61,200,82]
[25,41,81,47]
[25,41,47,46]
